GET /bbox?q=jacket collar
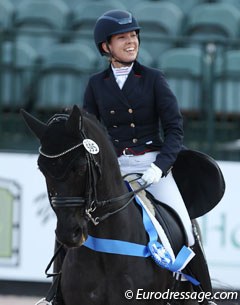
[103,61,143,107]
[103,60,143,79]
[132,60,143,77]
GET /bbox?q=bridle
[40,122,148,226]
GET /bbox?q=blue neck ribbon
[83,183,200,286]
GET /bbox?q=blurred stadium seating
[213,0,240,10]
[33,42,99,114]
[183,2,240,50]
[157,47,207,149]
[132,1,184,63]
[215,50,240,115]
[0,0,240,158]
[13,0,71,57]
[0,40,39,111]
[152,0,206,14]
[0,0,15,31]
[158,47,203,114]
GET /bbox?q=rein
[52,177,148,225]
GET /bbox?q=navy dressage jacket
[83,61,183,176]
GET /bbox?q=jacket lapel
[122,66,142,97]
[103,62,143,107]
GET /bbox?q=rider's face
[102,31,139,67]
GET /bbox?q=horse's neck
[97,167,126,200]
[90,159,148,243]
[89,195,148,245]
[95,183,125,203]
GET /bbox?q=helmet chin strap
[113,57,135,66]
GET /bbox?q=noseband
[39,120,147,226]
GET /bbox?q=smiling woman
[101,31,139,67]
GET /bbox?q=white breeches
[118,152,195,246]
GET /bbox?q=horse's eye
[72,162,87,175]
[77,167,86,175]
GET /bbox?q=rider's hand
[142,163,162,185]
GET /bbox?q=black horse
[22,105,222,305]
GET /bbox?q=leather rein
[39,129,148,226]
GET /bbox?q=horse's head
[21,105,125,248]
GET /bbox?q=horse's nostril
[71,226,87,247]
[73,227,81,239]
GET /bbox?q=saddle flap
[172,149,226,219]
[146,191,188,255]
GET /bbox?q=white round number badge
[83,139,99,154]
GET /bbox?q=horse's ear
[20,109,47,140]
[66,105,82,136]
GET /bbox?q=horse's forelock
[41,120,81,155]
[38,116,84,179]
[38,149,83,180]
[38,109,118,180]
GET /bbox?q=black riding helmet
[94,9,141,56]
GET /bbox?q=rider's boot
[170,238,217,305]
[184,235,217,305]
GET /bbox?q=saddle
[146,191,188,255]
[129,179,188,257]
